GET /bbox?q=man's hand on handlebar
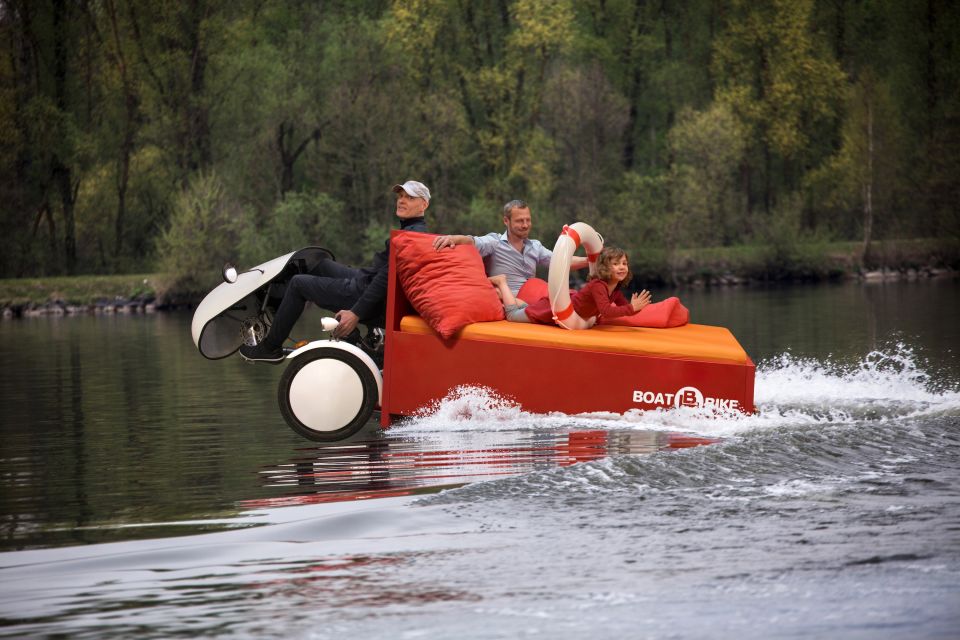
[333,309,359,339]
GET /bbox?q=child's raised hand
[630,289,652,312]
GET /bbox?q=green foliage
[611,171,670,251]
[668,103,748,247]
[243,192,349,263]
[714,0,846,213]
[385,0,575,201]
[360,218,393,264]
[1,0,958,287]
[805,69,905,243]
[714,0,845,158]
[541,62,628,223]
[749,195,836,279]
[432,197,504,237]
[608,101,748,283]
[155,173,252,296]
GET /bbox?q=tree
[75,0,145,263]
[386,0,574,201]
[124,0,237,183]
[0,0,94,275]
[2,0,958,282]
[155,172,251,295]
[713,0,845,215]
[668,101,748,247]
[540,61,628,226]
[611,101,748,284]
[805,69,904,256]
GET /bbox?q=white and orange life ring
[547,222,604,329]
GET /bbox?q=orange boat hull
[380,232,755,426]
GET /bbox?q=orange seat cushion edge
[398,315,748,364]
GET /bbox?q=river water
[1,280,958,638]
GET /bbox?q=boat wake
[411,345,960,508]
[394,343,960,439]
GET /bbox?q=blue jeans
[504,301,530,322]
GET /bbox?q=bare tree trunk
[277,121,320,198]
[52,159,78,274]
[925,0,937,139]
[28,202,58,277]
[105,0,139,258]
[187,13,210,173]
[763,144,772,215]
[114,114,134,257]
[621,0,645,171]
[52,0,77,274]
[741,161,753,218]
[861,98,874,262]
[665,170,678,286]
[173,0,211,179]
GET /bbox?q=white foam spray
[392,345,959,440]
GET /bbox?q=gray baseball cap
[392,180,431,202]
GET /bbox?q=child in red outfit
[489,247,652,325]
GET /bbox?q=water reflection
[671,279,959,373]
[1,280,956,550]
[241,430,719,510]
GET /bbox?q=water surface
[1,279,958,638]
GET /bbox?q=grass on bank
[1,238,957,307]
[0,274,157,307]
[632,237,960,285]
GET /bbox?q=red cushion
[393,233,504,338]
[599,296,689,328]
[517,277,549,303]
[519,278,688,328]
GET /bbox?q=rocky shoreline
[676,266,957,288]
[1,296,197,319]
[3,265,955,320]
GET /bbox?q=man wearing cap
[431,199,586,295]
[240,180,430,363]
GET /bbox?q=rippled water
[1,280,958,638]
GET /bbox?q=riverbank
[633,237,959,286]
[2,238,957,318]
[0,274,168,318]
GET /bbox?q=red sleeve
[586,280,635,319]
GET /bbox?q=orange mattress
[399,315,748,364]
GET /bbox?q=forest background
[2,0,958,299]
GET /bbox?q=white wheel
[278,349,377,441]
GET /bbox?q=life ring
[547,222,603,329]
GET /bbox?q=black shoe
[341,328,362,344]
[239,342,285,363]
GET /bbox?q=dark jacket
[351,216,427,320]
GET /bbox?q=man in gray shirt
[432,199,587,294]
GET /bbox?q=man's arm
[338,259,390,338]
[333,309,360,338]
[433,235,475,251]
